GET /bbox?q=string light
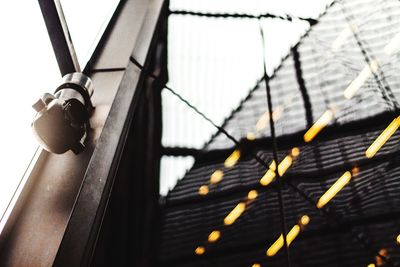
[260,155,293,186]
[224,149,241,168]
[291,147,300,157]
[266,215,310,257]
[304,110,334,142]
[256,106,284,132]
[224,202,246,225]
[331,23,358,51]
[195,246,205,255]
[365,116,400,158]
[375,248,388,266]
[317,171,352,209]
[210,170,224,184]
[199,185,209,195]
[384,32,400,55]
[246,132,256,141]
[247,190,258,200]
[343,59,379,99]
[208,230,221,243]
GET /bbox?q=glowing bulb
[384,32,400,55]
[396,234,400,244]
[291,147,300,157]
[366,116,400,158]
[259,156,293,186]
[208,230,221,243]
[351,166,360,177]
[278,155,293,176]
[199,185,209,196]
[246,132,256,141]
[343,60,379,99]
[304,110,334,142]
[252,264,261,267]
[331,24,357,51]
[376,248,388,266]
[255,106,284,132]
[367,264,376,267]
[300,215,310,226]
[266,224,302,257]
[210,170,224,184]
[224,202,246,225]
[247,190,258,200]
[266,234,284,257]
[317,171,352,209]
[195,246,205,255]
[224,149,241,168]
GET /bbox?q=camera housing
[32,72,94,154]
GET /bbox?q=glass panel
[60,0,120,67]
[0,2,61,226]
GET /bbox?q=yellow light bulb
[300,215,310,226]
[210,170,224,184]
[291,147,300,157]
[278,155,292,176]
[367,264,376,267]
[252,264,261,267]
[224,202,246,225]
[247,190,258,200]
[396,234,400,244]
[366,116,400,158]
[199,185,209,196]
[224,149,241,168]
[304,110,334,142]
[195,246,205,255]
[246,132,256,141]
[266,224,302,257]
[260,156,293,186]
[384,32,400,55]
[266,234,284,257]
[317,171,352,209]
[343,60,379,99]
[208,230,221,243]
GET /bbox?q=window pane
[0,2,61,224]
[60,0,120,67]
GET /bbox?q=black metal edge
[38,0,80,75]
[52,1,167,265]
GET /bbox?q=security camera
[31,72,94,154]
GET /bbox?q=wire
[258,19,291,267]
[169,10,318,25]
[129,55,391,264]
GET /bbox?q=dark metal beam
[38,0,80,75]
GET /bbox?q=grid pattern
[159,0,400,266]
